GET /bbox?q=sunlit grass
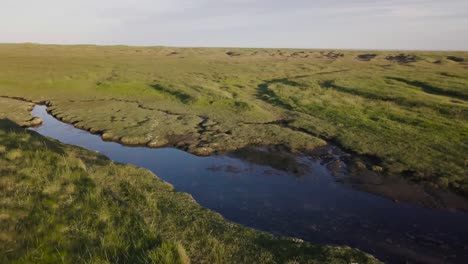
[0,43,467,195]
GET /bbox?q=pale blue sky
[1,0,467,50]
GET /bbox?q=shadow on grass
[0,118,65,155]
[256,78,303,110]
[150,83,194,103]
[321,80,389,101]
[320,80,467,117]
[320,80,425,109]
[387,77,468,101]
[0,118,111,166]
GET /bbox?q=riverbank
[3,94,467,212]
[0,117,379,263]
[24,104,468,263]
[0,44,466,198]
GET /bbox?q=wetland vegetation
[0,44,467,200]
[0,118,377,264]
[0,43,468,263]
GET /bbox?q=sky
[1,0,467,50]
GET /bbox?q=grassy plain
[0,119,378,263]
[0,43,467,197]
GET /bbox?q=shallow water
[30,105,468,263]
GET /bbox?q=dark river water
[30,105,468,264]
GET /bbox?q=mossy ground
[0,97,41,127]
[0,119,378,264]
[0,43,466,196]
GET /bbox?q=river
[30,105,468,264]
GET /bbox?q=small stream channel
[30,105,468,264]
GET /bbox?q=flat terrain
[0,44,467,200]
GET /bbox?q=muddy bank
[307,144,468,212]
[231,144,468,213]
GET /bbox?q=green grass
[0,43,467,196]
[0,119,378,264]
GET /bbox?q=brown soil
[385,54,418,64]
[357,54,377,61]
[226,51,241,57]
[447,56,464,63]
[320,51,344,59]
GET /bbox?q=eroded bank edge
[3,94,468,211]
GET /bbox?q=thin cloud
[0,0,467,50]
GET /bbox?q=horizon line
[1,42,467,53]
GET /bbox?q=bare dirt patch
[385,54,418,64]
[447,56,464,62]
[357,54,377,61]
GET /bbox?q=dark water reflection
[30,105,468,264]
